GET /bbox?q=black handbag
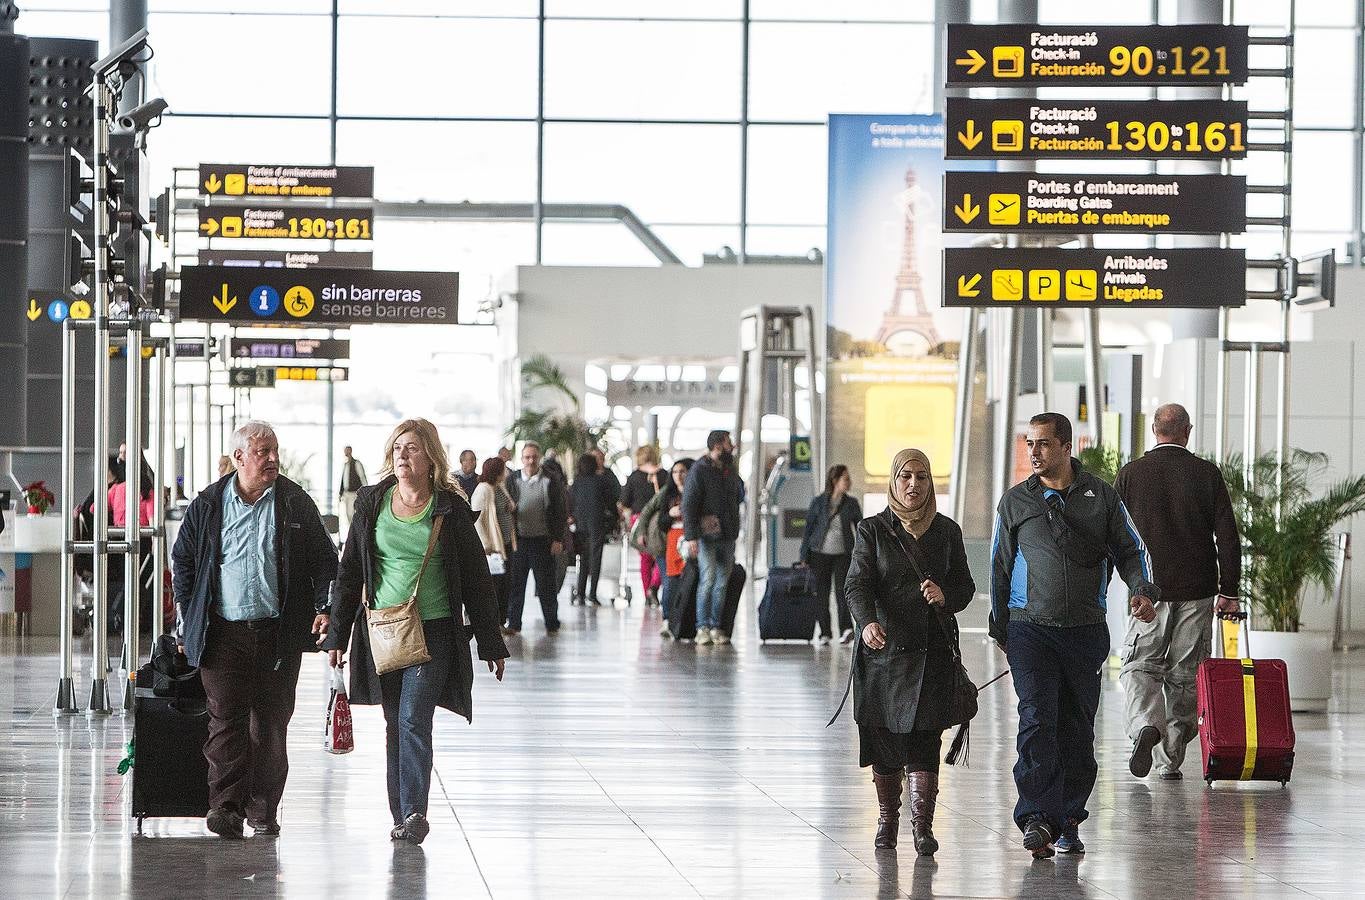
[137,633,205,700]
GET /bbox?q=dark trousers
[379,617,455,825]
[509,535,559,630]
[808,551,852,638]
[492,572,511,628]
[198,616,303,825]
[1006,620,1109,832]
[574,532,606,601]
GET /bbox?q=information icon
[284,285,315,319]
[249,286,281,317]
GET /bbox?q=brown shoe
[872,770,904,849]
[907,771,939,856]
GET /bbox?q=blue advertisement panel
[826,114,986,508]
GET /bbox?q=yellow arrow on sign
[957,274,982,298]
[213,283,237,315]
[955,49,986,74]
[200,218,219,236]
[957,120,982,150]
[27,299,42,321]
[954,194,981,224]
[204,173,222,194]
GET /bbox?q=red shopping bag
[324,666,354,754]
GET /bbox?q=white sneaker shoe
[816,634,832,647]
[695,628,712,646]
[713,628,730,645]
[839,628,855,644]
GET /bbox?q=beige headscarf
[887,448,937,539]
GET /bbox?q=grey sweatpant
[1119,596,1215,774]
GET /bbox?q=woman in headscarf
[844,449,975,856]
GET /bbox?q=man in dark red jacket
[1114,403,1241,781]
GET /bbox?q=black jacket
[171,473,338,668]
[570,471,619,540]
[989,459,1159,645]
[620,469,656,515]
[507,467,569,544]
[799,492,863,563]
[845,509,975,732]
[323,477,509,722]
[1114,445,1240,602]
[681,455,743,543]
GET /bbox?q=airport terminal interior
[3,1,1365,898]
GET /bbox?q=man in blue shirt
[172,421,338,839]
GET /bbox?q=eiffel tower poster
[875,167,942,356]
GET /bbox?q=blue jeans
[695,539,735,630]
[379,616,456,825]
[1006,620,1109,833]
[655,554,673,620]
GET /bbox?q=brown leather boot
[872,770,904,849]
[907,771,939,856]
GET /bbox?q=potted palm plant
[506,354,608,461]
[1221,450,1365,711]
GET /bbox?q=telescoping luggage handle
[1215,608,1252,660]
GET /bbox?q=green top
[373,487,451,620]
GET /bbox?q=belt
[215,613,279,631]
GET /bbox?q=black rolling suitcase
[719,564,746,635]
[130,688,210,830]
[758,566,820,641]
[671,560,700,640]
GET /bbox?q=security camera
[118,97,168,132]
[94,28,149,78]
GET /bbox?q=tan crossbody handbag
[366,514,443,675]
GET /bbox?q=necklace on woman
[393,487,432,516]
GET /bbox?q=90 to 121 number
[286,217,372,239]
[1108,45,1231,77]
[1104,120,1245,153]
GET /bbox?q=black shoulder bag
[1029,486,1112,569]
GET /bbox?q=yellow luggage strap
[1240,659,1258,780]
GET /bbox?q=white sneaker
[695,629,712,646]
[839,628,855,644]
[713,628,730,645]
[816,634,832,647]
[659,623,672,636]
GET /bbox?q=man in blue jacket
[172,421,338,839]
[989,413,1158,858]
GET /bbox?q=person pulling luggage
[844,448,976,856]
[171,421,339,839]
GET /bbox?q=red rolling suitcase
[1197,612,1295,786]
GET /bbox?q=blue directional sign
[46,299,69,322]
[248,285,281,317]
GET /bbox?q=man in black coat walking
[1115,403,1241,781]
[171,421,338,839]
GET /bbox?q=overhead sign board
[228,337,351,361]
[228,367,276,389]
[942,172,1247,234]
[274,366,348,382]
[943,247,1246,309]
[198,206,373,240]
[198,249,373,269]
[946,24,1249,86]
[945,98,1248,160]
[179,266,459,326]
[198,164,374,199]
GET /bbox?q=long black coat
[845,509,975,733]
[323,477,509,722]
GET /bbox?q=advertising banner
[826,114,987,506]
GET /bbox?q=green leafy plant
[1078,446,1126,485]
[1220,450,1365,633]
[506,356,607,460]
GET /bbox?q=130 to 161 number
[286,217,372,239]
[1104,120,1246,153]
[1108,45,1231,77]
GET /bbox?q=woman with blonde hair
[325,418,509,844]
[844,448,975,856]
